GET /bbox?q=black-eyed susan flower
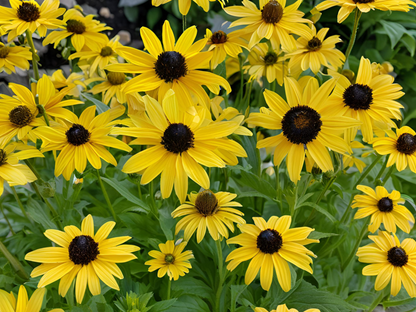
[316,0,415,23]
[106,20,231,111]
[224,0,311,50]
[25,215,140,304]
[51,69,86,97]
[357,231,416,297]
[89,72,129,105]
[152,0,222,15]
[145,240,193,281]
[0,42,32,74]
[172,189,245,243]
[352,185,414,233]
[0,0,65,41]
[111,92,246,202]
[327,57,404,143]
[246,77,360,183]
[373,126,416,173]
[226,216,318,291]
[34,105,132,180]
[285,25,345,74]
[255,304,320,312]
[43,8,111,52]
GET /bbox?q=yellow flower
[226,216,318,291]
[316,0,416,23]
[145,240,193,281]
[172,189,245,243]
[33,106,132,180]
[0,42,32,74]
[51,69,86,97]
[111,92,247,202]
[357,231,416,297]
[0,0,65,41]
[353,185,415,233]
[89,72,129,104]
[372,61,394,77]
[327,57,404,143]
[372,126,416,173]
[106,20,231,111]
[224,0,311,50]
[152,0,222,15]
[25,214,140,304]
[43,8,112,52]
[246,77,360,183]
[285,25,345,74]
[255,304,320,312]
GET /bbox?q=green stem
[23,159,42,181]
[1,204,15,235]
[366,289,387,312]
[31,182,63,230]
[353,154,382,189]
[0,239,29,280]
[11,186,29,220]
[343,9,362,69]
[275,166,283,213]
[380,166,394,186]
[96,169,117,222]
[25,29,40,81]
[342,216,369,271]
[40,105,51,126]
[215,239,224,312]
[339,193,355,224]
[167,278,172,300]
[374,156,388,183]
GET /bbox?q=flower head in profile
[172,190,245,243]
[51,69,86,97]
[352,185,414,233]
[372,61,394,77]
[357,231,416,297]
[255,304,320,312]
[0,0,65,41]
[25,215,140,304]
[145,240,193,281]
[226,216,318,291]
[34,105,132,180]
[106,20,231,111]
[0,42,32,74]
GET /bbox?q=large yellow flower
[246,77,360,183]
[106,20,231,111]
[172,189,245,243]
[255,304,319,312]
[111,92,247,202]
[224,0,311,49]
[327,57,404,143]
[0,0,65,41]
[34,106,132,180]
[0,42,32,74]
[25,215,140,304]
[357,231,416,297]
[226,216,318,291]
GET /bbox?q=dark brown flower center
[154,51,188,83]
[66,19,86,34]
[195,190,219,216]
[261,0,284,24]
[66,124,90,146]
[9,105,33,128]
[307,37,322,51]
[161,123,194,154]
[396,133,416,155]
[281,105,322,145]
[387,247,408,267]
[0,149,7,166]
[211,31,228,44]
[264,51,278,65]
[377,197,393,212]
[257,229,283,254]
[17,1,40,22]
[100,46,113,57]
[107,72,125,85]
[68,235,99,265]
[343,84,373,110]
[164,254,175,263]
[0,46,10,59]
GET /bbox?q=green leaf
[401,34,416,56]
[298,202,337,223]
[238,170,277,199]
[26,198,57,229]
[308,231,339,240]
[378,20,406,48]
[159,206,175,240]
[240,134,260,176]
[147,8,162,29]
[81,93,109,114]
[123,6,139,23]
[171,278,214,301]
[231,285,247,312]
[401,194,416,211]
[150,299,178,312]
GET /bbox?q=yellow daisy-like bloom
[205,29,246,69]
[316,0,416,23]
[327,57,404,143]
[224,0,311,50]
[111,92,247,202]
[43,8,111,52]
[0,142,43,196]
[145,240,193,281]
[372,61,394,78]
[106,20,231,111]
[33,106,132,180]
[357,231,416,297]
[255,304,320,312]
[172,189,246,243]
[373,126,416,173]
[226,216,318,291]
[286,25,345,74]
[352,185,415,233]
[25,215,140,304]
[152,0,221,16]
[51,69,86,97]
[0,42,32,74]
[246,77,360,183]
[69,36,122,77]
[0,0,65,41]
[89,72,129,105]
[243,43,288,86]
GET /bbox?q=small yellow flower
[255,304,320,312]
[371,61,394,77]
[0,42,32,74]
[51,69,86,97]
